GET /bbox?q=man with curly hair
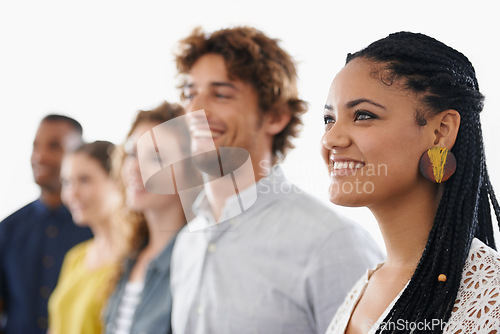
[169,26,383,334]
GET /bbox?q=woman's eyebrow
[346,98,387,110]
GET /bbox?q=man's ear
[430,109,461,149]
[264,104,292,135]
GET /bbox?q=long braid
[346,32,500,333]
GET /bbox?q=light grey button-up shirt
[171,166,383,334]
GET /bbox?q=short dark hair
[42,114,83,136]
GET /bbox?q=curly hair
[346,32,500,333]
[175,26,308,164]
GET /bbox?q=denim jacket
[104,235,177,334]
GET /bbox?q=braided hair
[346,32,500,333]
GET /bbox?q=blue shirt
[104,235,177,334]
[171,166,384,334]
[0,199,93,334]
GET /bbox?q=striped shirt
[113,281,144,334]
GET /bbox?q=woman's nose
[321,122,352,150]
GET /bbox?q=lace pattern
[444,239,500,333]
[325,239,500,334]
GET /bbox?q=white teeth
[193,129,212,138]
[192,129,221,139]
[332,161,364,170]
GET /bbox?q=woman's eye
[215,93,231,99]
[79,176,90,184]
[182,89,196,100]
[324,115,335,125]
[354,110,377,121]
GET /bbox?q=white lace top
[326,238,500,333]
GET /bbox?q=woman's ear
[431,109,461,149]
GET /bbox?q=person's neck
[39,187,62,209]
[142,201,186,255]
[369,182,441,275]
[86,217,117,268]
[204,156,273,222]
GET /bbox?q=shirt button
[40,286,51,299]
[207,243,217,253]
[197,306,204,315]
[43,255,55,268]
[37,316,48,329]
[46,225,59,238]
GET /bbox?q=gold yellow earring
[419,147,456,183]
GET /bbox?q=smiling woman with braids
[321,32,500,333]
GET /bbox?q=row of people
[1,26,499,334]
[49,102,196,333]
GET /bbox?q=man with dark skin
[31,116,83,206]
[0,115,93,334]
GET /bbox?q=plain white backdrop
[1,0,499,248]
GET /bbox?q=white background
[1,0,499,248]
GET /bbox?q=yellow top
[48,240,116,334]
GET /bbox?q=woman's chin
[328,189,366,207]
[73,217,90,227]
[126,199,146,212]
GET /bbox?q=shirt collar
[192,165,290,224]
[121,230,179,275]
[143,233,178,273]
[33,199,71,218]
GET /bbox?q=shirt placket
[189,220,230,334]
[39,212,60,331]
